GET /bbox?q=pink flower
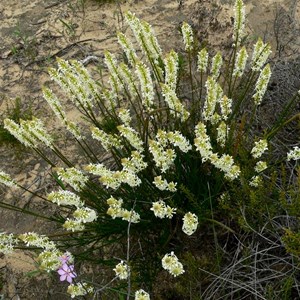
[57,263,77,283]
[59,253,71,264]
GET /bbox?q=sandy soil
[0,0,299,298]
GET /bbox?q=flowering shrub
[1,0,300,298]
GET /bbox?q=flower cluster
[150,200,176,219]
[251,139,268,159]
[167,130,192,152]
[254,161,268,173]
[135,289,150,300]
[0,170,18,188]
[91,126,123,150]
[0,233,18,254]
[86,163,141,190]
[118,108,132,125]
[203,77,222,122]
[117,32,138,66]
[149,130,191,173]
[56,167,88,192]
[72,207,98,224]
[164,50,179,90]
[219,95,232,120]
[114,261,129,280]
[249,175,262,187]
[233,0,245,46]
[253,64,271,105]
[47,190,84,207]
[18,232,66,272]
[211,52,223,79]
[104,51,124,97]
[118,62,139,99]
[49,58,98,110]
[136,61,155,110]
[233,46,248,77]
[181,22,194,51]
[67,282,94,298]
[287,146,300,161]
[251,38,272,72]
[48,189,96,232]
[182,212,199,235]
[162,252,185,277]
[197,48,209,73]
[121,151,148,174]
[153,176,177,192]
[4,117,53,149]
[194,122,240,180]
[149,139,176,173]
[161,83,190,121]
[125,11,162,64]
[63,219,85,232]
[43,87,83,140]
[106,196,140,223]
[216,121,229,147]
[86,151,147,190]
[117,124,144,152]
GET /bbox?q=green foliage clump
[282,228,300,257]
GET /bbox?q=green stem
[0,201,60,222]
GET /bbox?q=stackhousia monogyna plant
[1,0,300,298]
